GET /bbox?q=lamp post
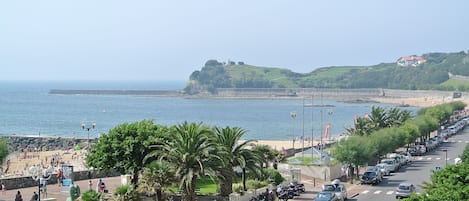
[29,165,54,201]
[291,112,297,150]
[81,121,96,149]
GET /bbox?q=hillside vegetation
[185,51,469,94]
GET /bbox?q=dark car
[314,191,339,201]
[360,171,380,185]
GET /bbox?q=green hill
[185,51,469,94]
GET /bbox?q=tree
[145,122,222,201]
[332,136,373,183]
[86,119,162,185]
[213,126,262,196]
[138,161,174,201]
[0,138,9,165]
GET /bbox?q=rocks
[1,136,93,152]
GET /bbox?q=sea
[0,81,420,140]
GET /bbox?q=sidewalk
[290,175,367,200]
[0,176,121,201]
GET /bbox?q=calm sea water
[0,81,419,140]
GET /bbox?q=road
[354,128,469,201]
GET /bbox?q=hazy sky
[1,1,468,81]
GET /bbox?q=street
[354,128,469,201]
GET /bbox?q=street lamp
[29,165,54,201]
[81,121,96,149]
[291,112,297,150]
[327,109,333,142]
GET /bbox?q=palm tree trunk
[242,167,247,191]
[219,173,233,196]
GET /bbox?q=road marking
[427,157,432,160]
[373,190,382,194]
[417,157,424,160]
[362,190,370,194]
[458,140,463,143]
[447,158,451,161]
[386,191,394,195]
[436,158,441,160]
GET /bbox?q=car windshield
[323,185,335,191]
[382,160,392,165]
[399,185,410,190]
[318,192,332,199]
[364,171,376,177]
[376,164,384,168]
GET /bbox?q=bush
[80,190,100,201]
[115,185,140,201]
[262,168,285,185]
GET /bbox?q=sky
[1,0,468,81]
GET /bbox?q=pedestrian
[30,191,38,201]
[15,190,23,201]
[99,179,106,192]
[1,182,6,195]
[57,168,63,187]
[88,180,93,191]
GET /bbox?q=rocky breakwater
[1,135,93,152]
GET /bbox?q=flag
[324,123,330,140]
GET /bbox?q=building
[397,55,427,67]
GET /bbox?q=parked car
[381,158,398,172]
[395,182,416,199]
[389,153,405,167]
[408,146,419,156]
[365,166,383,180]
[322,180,347,201]
[314,191,339,201]
[376,163,392,176]
[399,152,412,164]
[360,170,381,185]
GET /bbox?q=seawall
[49,88,460,100]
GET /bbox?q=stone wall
[0,170,120,190]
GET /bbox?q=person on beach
[57,168,63,187]
[1,182,6,195]
[15,190,23,201]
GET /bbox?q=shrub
[262,168,285,185]
[80,190,100,201]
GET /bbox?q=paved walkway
[0,176,121,201]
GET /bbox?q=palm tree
[138,161,174,201]
[213,126,262,196]
[145,122,222,201]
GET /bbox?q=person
[40,178,47,198]
[1,182,6,195]
[88,180,93,191]
[99,179,106,193]
[30,191,38,201]
[15,190,23,201]
[57,168,63,187]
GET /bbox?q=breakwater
[49,88,458,100]
[1,135,94,152]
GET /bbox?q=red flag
[324,123,330,140]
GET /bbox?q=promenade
[0,176,121,201]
